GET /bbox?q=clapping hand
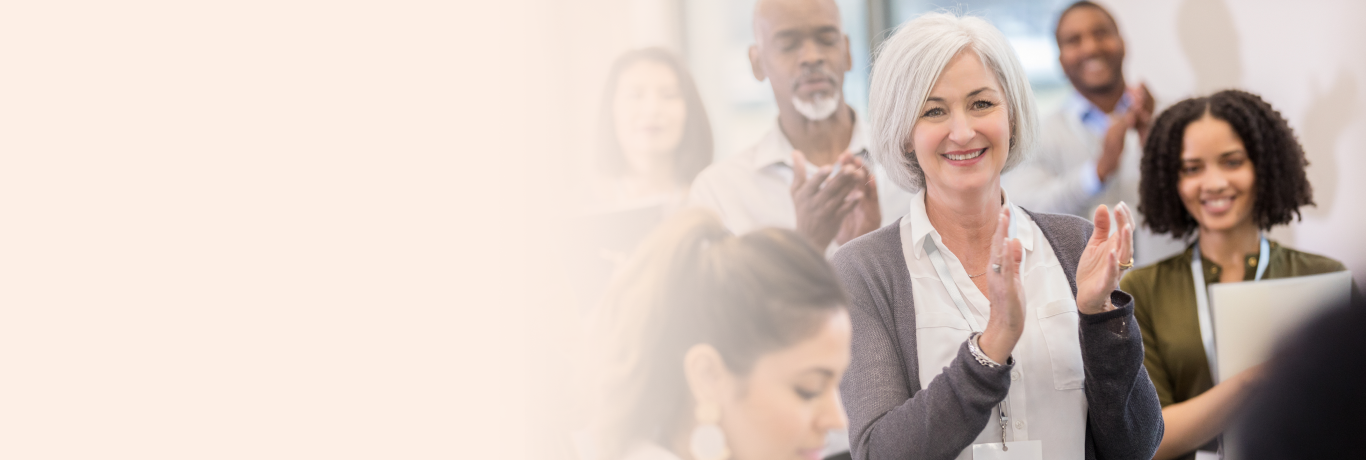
[978,206,1027,364]
[1125,83,1155,146]
[1075,202,1135,314]
[791,150,869,250]
[834,154,882,246]
[1096,83,1155,182]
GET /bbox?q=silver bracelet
[968,332,1008,368]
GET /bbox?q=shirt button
[1010,371,1021,381]
[1015,420,1026,430]
[1248,257,1258,267]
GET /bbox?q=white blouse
[901,189,1088,460]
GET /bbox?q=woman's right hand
[978,206,1026,364]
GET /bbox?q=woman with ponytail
[580,209,851,460]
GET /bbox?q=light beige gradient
[0,1,608,458]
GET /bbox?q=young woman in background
[1124,89,1348,460]
[580,209,850,460]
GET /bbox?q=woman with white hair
[831,12,1163,460]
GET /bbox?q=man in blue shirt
[1003,0,1184,266]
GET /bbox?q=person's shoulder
[832,219,903,272]
[689,154,753,202]
[1033,101,1086,149]
[691,143,764,186]
[693,149,749,178]
[831,220,909,298]
[1042,103,1073,124]
[1037,104,1075,133]
[1276,243,1348,274]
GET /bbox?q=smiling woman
[834,11,1163,460]
[903,49,1016,198]
[1124,89,1348,460]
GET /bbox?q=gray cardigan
[831,210,1163,460]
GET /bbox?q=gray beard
[792,92,840,121]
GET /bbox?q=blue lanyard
[1190,236,1270,382]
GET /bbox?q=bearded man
[689,0,910,255]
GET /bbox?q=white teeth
[945,149,984,161]
[1205,198,1232,209]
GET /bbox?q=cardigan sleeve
[1077,290,1165,460]
[834,229,1014,460]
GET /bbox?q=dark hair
[1138,89,1315,238]
[592,209,846,458]
[597,48,714,186]
[1054,1,1118,45]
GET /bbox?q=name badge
[971,441,1042,460]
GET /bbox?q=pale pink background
[0,1,585,458]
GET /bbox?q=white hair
[868,11,1038,192]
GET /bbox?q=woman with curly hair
[1121,89,1348,460]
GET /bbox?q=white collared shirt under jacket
[903,189,1087,460]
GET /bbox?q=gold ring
[1118,258,1134,270]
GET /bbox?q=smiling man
[689,0,911,256]
[1002,1,1184,266]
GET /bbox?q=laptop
[1210,270,1353,460]
[1209,270,1353,384]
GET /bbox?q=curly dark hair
[1139,89,1314,238]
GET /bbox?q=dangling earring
[690,402,730,460]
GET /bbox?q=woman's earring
[690,402,730,460]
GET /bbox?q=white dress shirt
[1002,92,1185,266]
[902,188,1088,460]
[687,114,913,255]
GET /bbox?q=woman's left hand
[1075,202,1135,314]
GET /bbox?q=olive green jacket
[1120,240,1348,460]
